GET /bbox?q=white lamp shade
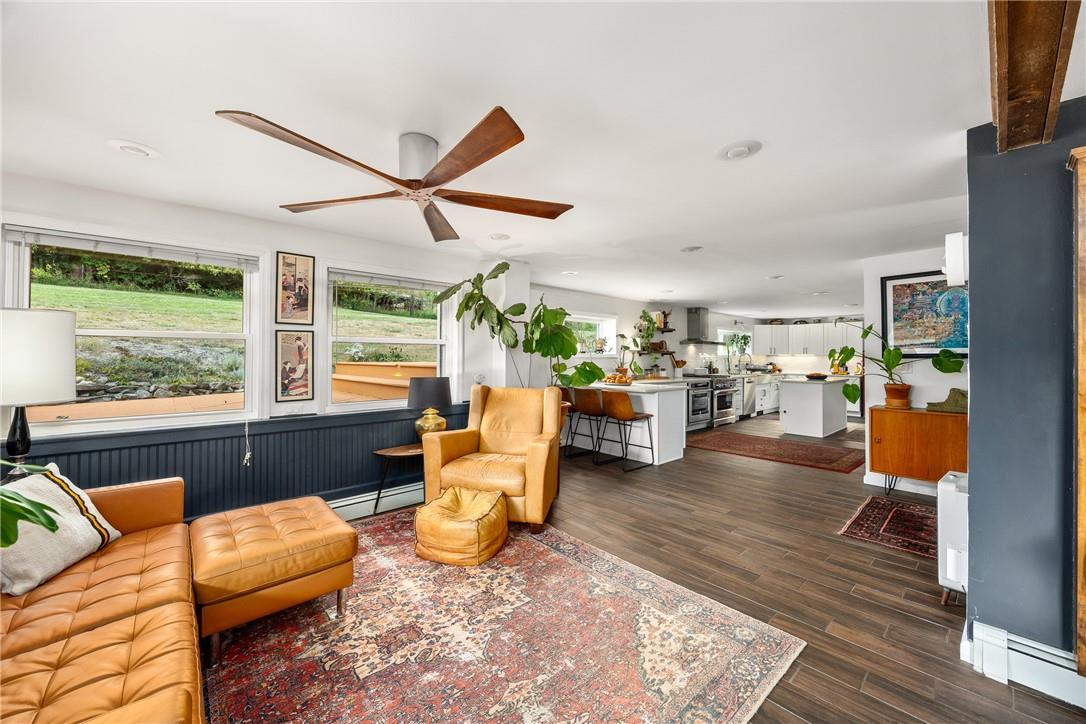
[0,309,77,406]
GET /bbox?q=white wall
[1,173,483,423]
[861,247,969,494]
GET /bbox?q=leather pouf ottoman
[415,486,508,566]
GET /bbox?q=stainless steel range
[685,373,741,428]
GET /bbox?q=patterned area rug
[838,496,937,558]
[205,511,805,722]
[687,429,866,473]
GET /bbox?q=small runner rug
[206,510,805,723]
[838,496,937,558]
[687,429,866,473]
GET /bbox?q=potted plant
[615,334,643,377]
[827,321,963,408]
[435,262,606,387]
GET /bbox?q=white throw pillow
[1,464,121,596]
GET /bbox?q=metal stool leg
[621,417,655,473]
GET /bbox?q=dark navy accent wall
[967,96,1086,650]
[28,405,468,520]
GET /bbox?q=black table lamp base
[4,406,32,483]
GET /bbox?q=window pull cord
[242,418,253,466]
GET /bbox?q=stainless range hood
[681,307,714,344]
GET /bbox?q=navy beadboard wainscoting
[28,405,468,520]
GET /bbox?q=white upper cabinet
[788,324,824,355]
[753,325,773,355]
[753,320,863,357]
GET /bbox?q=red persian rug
[838,496,937,558]
[205,510,805,723]
[687,429,866,473]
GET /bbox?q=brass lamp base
[415,408,447,438]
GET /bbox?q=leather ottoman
[415,487,508,566]
[190,496,358,661]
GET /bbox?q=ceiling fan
[215,106,573,242]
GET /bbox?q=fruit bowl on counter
[805,372,828,381]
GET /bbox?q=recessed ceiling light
[659,289,673,293]
[845,303,861,307]
[489,233,510,241]
[766,274,784,280]
[717,301,729,305]
[810,291,830,296]
[680,245,703,253]
[106,139,160,158]
[719,140,763,161]
[561,270,578,276]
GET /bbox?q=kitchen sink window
[716,328,752,357]
[566,313,618,356]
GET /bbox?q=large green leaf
[861,323,874,339]
[0,489,58,548]
[484,261,510,281]
[841,382,861,404]
[433,280,465,305]
[569,360,606,387]
[882,346,903,372]
[630,360,643,375]
[533,323,579,359]
[931,348,964,374]
[499,319,520,349]
[541,306,568,326]
[504,302,527,317]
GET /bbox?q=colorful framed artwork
[880,271,969,358]
[276,251,315,325]
[276,329,313,402]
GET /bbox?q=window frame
[565,311,619,360]
[3,226,262,437]
[325,267,451,414]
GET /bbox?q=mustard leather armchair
[423,384,562,529]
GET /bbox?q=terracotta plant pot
[614,367,629,376]
[884,383,912,409]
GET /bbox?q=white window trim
[2,225,265,438]
[565,310,619,359]
[323,264,456,415]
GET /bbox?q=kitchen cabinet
[753,321,863,357]
[788,324,824,355]
[753,325,790,355]
[753,380,781,414]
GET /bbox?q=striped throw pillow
[0,464,120,595]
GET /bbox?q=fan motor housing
[399,132,438,182]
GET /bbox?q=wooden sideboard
[868,405,968,483]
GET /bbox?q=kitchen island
[779,379,848,438]
[568,381,687,464]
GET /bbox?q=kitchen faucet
[737,353,752,373]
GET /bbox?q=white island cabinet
[779,379,847,438]
[568,382,688,464]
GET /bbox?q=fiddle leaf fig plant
[437,262,607,388]
[827,321,964,404]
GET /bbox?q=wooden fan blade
[420,107,524,189]
[434,189,573,219]
[281,191,402,213]
[216,110,409,190]
[421,202,459,242]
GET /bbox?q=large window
[329,270,445,405]
[8,229,256,425]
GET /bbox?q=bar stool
[568,388,604,457]
[594,390,655,472]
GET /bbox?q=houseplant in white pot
[826,322,963,408]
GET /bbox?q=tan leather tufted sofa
[1,477,204,723]
[423,384,562,529]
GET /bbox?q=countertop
[780,377,849,385]
[590,381,689,393]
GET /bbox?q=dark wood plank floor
[550,415,1085,723]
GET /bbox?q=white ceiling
[3,2,1084,318]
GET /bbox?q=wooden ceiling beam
[989,0,1081,153]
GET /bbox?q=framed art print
[276,329,313,402]
[880,271,969,358]
[276,251,315,325]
